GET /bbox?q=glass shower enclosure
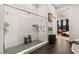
[3,4,48,54]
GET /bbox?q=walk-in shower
[3,4,48,54]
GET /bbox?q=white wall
[37,4,48,17]
[4,4,48,48]
[5,6,29,48]
[37,5,48,41]
[8,4,47,17]
[69,5,79,41]
[8,4,37,14]
[48,5,57,35]
[0,5,4,53]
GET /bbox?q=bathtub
[71,39,79,54]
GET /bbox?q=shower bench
[5,40,47,54]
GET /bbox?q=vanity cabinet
[48,34,56,44]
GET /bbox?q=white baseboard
[17,41,48,54]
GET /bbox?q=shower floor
[5,40,43,54]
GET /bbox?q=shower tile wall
[0,5,4,53]
[4,4,48,50]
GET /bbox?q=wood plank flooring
[30,38,73,54]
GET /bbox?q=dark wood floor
[30,38,73,54]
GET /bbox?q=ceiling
[53,4,70,10]
[33,4,69,9]
[33,4,70,9]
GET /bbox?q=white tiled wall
[4,4,48,49]
[0,5,4,53]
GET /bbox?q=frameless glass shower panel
[4,5,42,54]
[38,17,48,41]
